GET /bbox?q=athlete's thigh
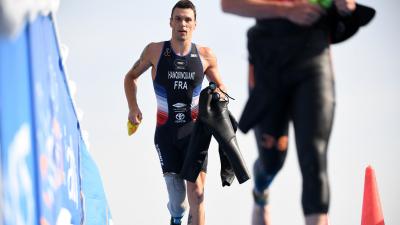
[177,133,208,173]
[154,127,183,174]
[291,47,335,165]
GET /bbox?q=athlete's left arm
[200,46,227,92]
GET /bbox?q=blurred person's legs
[186,171,206,225]
[248,25,334,224]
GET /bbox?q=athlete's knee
[164,173,187,217]
[187,180,205,203]
[256,133,288,175]
[259,133,288,151]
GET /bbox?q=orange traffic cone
[361,165,385,225]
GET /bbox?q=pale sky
[56,0,399,224]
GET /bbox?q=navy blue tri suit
[244,18,335,215]
[153,41,206,174]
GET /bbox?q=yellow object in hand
[127,120,139,136]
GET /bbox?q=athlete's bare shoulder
[197,45,216,60]
[196,44,224,90]
[144,42,163,58]
[197,44,217,70]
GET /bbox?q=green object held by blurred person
[309,0,332,9]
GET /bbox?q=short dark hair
[171,0,197,20]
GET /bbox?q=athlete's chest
[156,55,203,91]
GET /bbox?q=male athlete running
[124,1,226,225]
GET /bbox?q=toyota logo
[175,113,185,121]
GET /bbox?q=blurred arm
[221,0,291,18]
[221,0,325,26]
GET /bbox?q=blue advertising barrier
[0,21,39,225]
[0,14,112,225]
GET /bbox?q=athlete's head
[170,0,197,42]
[171,0,197,20]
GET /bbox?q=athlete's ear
[169,17,173,28]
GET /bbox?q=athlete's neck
[170,39,191,56]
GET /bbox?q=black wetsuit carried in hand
[153,41,205,174]
[242,19,335,215]
[180,84,250,186]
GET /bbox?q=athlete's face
[170,8,196,42]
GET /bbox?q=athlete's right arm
[124,44,153,125]
[221,0,324,26]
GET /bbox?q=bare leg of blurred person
[305,214,329,225]
[252,203,272,225]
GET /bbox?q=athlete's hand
[128,107,142,125]
[334,0,356,16]
[215,84,228,101]
[286,0,325,26]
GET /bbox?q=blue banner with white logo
[28,15,82,225]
